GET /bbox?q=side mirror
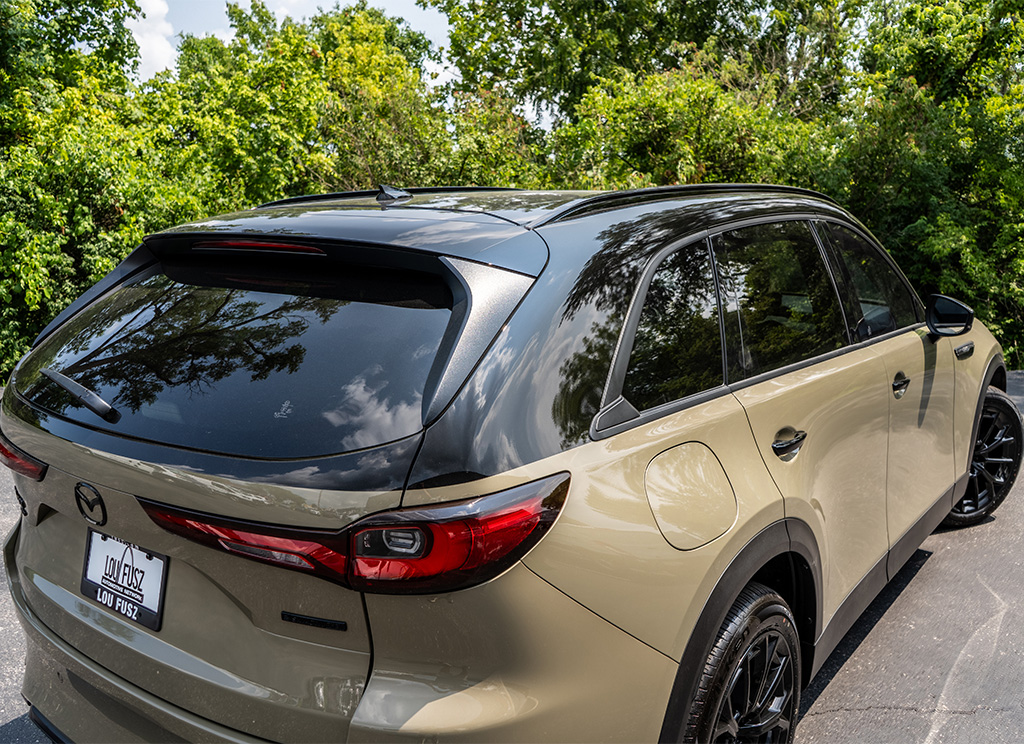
[926,294,974,337]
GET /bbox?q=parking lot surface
[1,373,1023,742]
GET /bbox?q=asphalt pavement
[1,375,1024,743]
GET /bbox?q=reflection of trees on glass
[560,210,688,323]
[23,274,341,416]
[552,319,619,447]
[820,222,918,340]
[623,243,723,410]
[553,208,707,445]
[552,211,686,446]
[714,222,845,379]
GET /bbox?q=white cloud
[322,375,423,452]
[128,0,177,80]
[134,0,452,82]
[267,0,308,21]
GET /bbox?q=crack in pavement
[802,704,1014,718]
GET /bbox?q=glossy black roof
[255,184,837,226]
[150,185,844,277]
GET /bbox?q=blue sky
[128,0,451,80]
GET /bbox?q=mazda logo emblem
[75,483,107,526]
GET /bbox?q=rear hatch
[3,233,533,741]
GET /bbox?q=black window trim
[590,212,892,440]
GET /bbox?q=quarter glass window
[622,242,723,411]
[713,221,846,380]
[820,222,920,341]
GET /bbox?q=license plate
[81,529,168,631]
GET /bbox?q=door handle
[955,341,975,360]
[772,430,807,460]
[892,372,911,399]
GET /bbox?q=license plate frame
[81,529,168,632]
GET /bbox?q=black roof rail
[528,183,838,227]
[256,186,523,210]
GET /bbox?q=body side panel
[351,564,678,743]
[731,345,890,623]
[874,330,957,546]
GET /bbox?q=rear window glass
[16,259,452,458]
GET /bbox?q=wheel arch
[988,359,1007,393]
[659,519,822,742]
[971,354,1008,458]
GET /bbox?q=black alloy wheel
[712,628,797,742]
[945,388,1023,527]
[686,583,801,744]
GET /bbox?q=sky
[127,0,451,81]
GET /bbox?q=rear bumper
[6,520,268,744]
[28,706,72,744]
[7,518,681,742]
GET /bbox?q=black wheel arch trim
[970,354,1008,466]
[658,518,822,743]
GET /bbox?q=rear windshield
[16,259,452,458]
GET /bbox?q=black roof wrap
[255,188,600,224]
[406,188,853,484]
[19,185,857,490]
[147,186,843,279]
[149,206,551,276]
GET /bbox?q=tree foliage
[0,0,1023,373]
[423,0,865,117]
[0,0,542,373]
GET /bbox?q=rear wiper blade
[40,368,121,424]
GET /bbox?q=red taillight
[0,430,47,481]
[140,508,348,577]
[139,473,569,594]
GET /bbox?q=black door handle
[955,341,975,360]
[892,372,911,399]
[772,430,807,459]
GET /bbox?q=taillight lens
[141,509,349,576]
[0,430,48,481]
[139,473,569,594]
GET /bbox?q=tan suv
[2,185,1019,743]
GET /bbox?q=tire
[944,387,1023,528]
[685,583,802,743]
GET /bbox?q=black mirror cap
[926,294,974,337]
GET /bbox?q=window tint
[819,222,920,341]
[713,221,846,380]
[16,259,453,458]
[622,242,723,410]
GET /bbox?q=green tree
[816,0,1024,362]
[423,0,864,118]
[546,58,818,188]
[0,1,465,375]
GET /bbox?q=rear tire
[944,387,1022,528]
[685,583,801,743]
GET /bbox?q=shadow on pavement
[799,547,933,716]
[0,712,45,743]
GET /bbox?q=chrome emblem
[75,483,107,526]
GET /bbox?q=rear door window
[621,242,724,410]
[713,221,847,381]
[15,259,452,458]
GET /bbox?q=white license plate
[81,530,168,631]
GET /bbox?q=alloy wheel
[712,630,797,743]
[954,401,1022,517]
